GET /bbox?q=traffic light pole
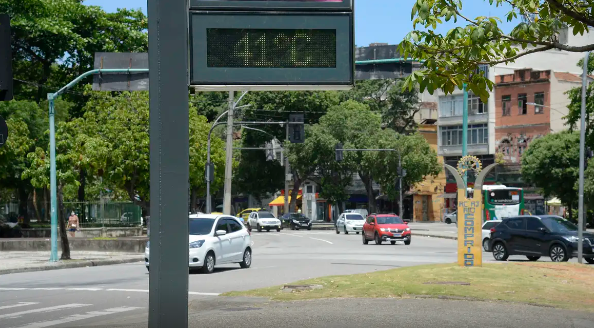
[578,51,590,264]
[285,121,290,216]
[46,68,149,262]
[223,91,235,215]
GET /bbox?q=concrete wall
[20,227,143,238]
[0,238,148,253]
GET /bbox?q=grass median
[223,262,594,311]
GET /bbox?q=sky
[84,0,519,46]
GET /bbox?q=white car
[144,214,252,274]
[444,211,457,224]
[335,213,365,234]
[247,211,281,232]
[482,219,502,251]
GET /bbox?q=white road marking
[0,287,220,296]
[0,304,91,319]
[0,303,38,310]
[7,306,141,328]
[308,237,333,244]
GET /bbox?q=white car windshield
[258,212,275,219]
[346,214,364,220]
[189,218,215,235]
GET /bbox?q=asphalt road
[1,228,592,327]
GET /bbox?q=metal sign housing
[190,0,353,11]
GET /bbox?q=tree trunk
[18,186,29,224]
[289,176,301,213]
[78,169,86,222]
[359,172,377,214]
[32,189,41,222]
[44,187,50,222]
[58,184,71,260]
[36,62,51,103]
[190,189,197,213]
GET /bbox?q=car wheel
[374,233,382,245]
[404,239,411,245]
[362,232,368,244]
[239,248,252,269]
[336,227,340,234]
[146,266,149,272]
[291,225,295,230]
[584,257,594,264]
[483,238,490,252]
[307,226,311,230]
[445,218,451,224]
[549,244,569,262]
[266,228,270,232]
[276,227,281,232]
[201,252,215,274]
[526,256,540,261]
[356,232,359,234]
[257,224,262,232]
[344,226,348,235]
[492,242,509,261]
[390,241,396,245]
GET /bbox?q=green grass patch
[223,262,594,312]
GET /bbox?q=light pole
[578,51,590,264]
[462,83,469,189]
[206,110,229,214]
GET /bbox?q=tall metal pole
[147,0,189,326]
[398,153,403,219]
[578,51,590,264]
[206,110,229,214]
[48,97,58,262]
[223,91,235,215]
[284,121,290,215]
[462,83,469,189]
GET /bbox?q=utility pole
[462,83,469,189]
[284,121,290,216]
[223,91,235,215]
[578,51,590,264]
[398,153,403,219]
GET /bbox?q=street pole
[462,83,469,190]
[147,0,188,325]
[398,153,403,219]
[223,91,235,215]
[578,51,590,264]
[48,98,58,262]
[206,110,229,214]
[284,121,290,215]
[46,68,148,262]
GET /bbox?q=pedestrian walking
[68,211,79,237]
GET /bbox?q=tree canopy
[399,0,594,99]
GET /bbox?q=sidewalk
[0,251,142,275]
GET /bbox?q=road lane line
[0,303,38,310]
[105,289,148,293]
[309,237,333,244]
[66,288,102,291]
[0,304,91,319]
[31,288,61,291]
[0,288,26,291]
[188,291,220,296]
[7,307,141,328]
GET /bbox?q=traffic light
[0,14,13,101]
[289,113,305,144]
[335,143,344,162]
[586,147,594,170]
[204,162,215,182]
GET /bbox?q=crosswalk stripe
[0,303,38,311]
[0,304,91,319]
[6,307,141,328]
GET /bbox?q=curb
[414,233,458,240]
[0,258,142,275]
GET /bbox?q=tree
[565,53,594,147]
[340,79,420,133]
[522,131,581,220]
[399,0,594,99]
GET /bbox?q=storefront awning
[269,195,302,207]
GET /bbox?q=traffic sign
[0,116,8,148]
[189,1,354,90]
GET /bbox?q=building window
[502,95,511,116]
[519,145,525,155]
[534,92,545,114]
[468,95,486,114]
[518,94,527,115]
[440,124,488,146]
[439,95,463,117]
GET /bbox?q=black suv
[489,215,594,263]
[284,213,312,230]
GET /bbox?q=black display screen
[206,28,337,68]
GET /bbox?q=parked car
[444,211,457,224]
[284,213,312,230]
[362,214,411,245]
[489,215,594,263]
[144,214,252,274]
[335,212,365,234]
[247,211,281,232]
[481,219,502,251]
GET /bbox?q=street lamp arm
[242,125,274,138]
[50,68,149,99]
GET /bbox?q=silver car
[335,213,365,234]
